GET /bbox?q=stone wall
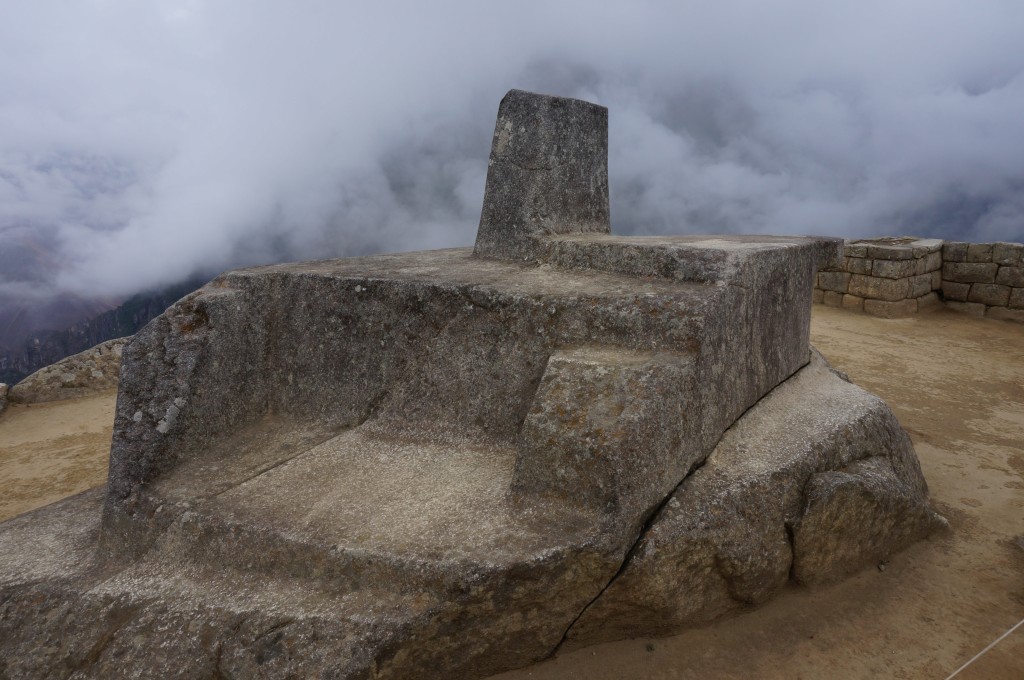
[812,237,942,318]
[939,241,1024,323]
[814,237,1024,323]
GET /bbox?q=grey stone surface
[848,274,910,302]
[943,262,998,284]
[943,241,969,262]
[941,281,971,302]
[993,242,1024,266]
[871,258,917,279]
[966,243,993,263]
[792,455,942,585]
[844,241,868,258]
[968,283,1011,307]
[866,244,913,261]
[818,271,851,292]
[0,383,7,415]
[1011,287,1024,309]
[915,251,943,275]
[824,290,844,307]
[475,89,609,261]
[0,237,851,678]
[909,273,933,298]
[8,338,127,404]
[995,266,1024,288]
[565,351,944,644]
[917,292,941,309]
[848,257,872,275]
[910,238,944,257]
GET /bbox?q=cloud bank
[2,0,1023,302]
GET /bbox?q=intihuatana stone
[474,89,609,261]
[0,90,940,680]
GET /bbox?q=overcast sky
[2,0,1023,301]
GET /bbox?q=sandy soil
[0,307,1021,678]
[0,390,116,522]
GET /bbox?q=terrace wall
[813,238,1024,323]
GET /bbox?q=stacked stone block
[941,242,1024,323]
[812,238,942,318]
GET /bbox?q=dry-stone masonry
[814,236,1024,322]
[813,237,943,318]
[0,90,944,679]
[940,240,1024,323]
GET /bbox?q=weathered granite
[474,89,609,261]
[968,283,1012,307]
[943,262,998,284]
[0,90,940,679]
[8,337,127,404]
[564,351,945,644]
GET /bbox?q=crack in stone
[551,455,708,654]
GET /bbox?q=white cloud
[1,0,1022,300]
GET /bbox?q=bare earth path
[0,307,1021,678]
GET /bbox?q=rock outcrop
[7,337,128,404]
[0,90,942,679]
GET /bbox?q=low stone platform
[814,237,942,318]
[815,236,1024,322]
[0,90,943,679]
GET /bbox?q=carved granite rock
[0,90,940,680]
[565,350,947,644]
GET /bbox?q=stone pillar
[474,89,610,261]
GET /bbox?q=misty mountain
[0,278,203,385]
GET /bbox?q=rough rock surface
[8,337,127,403]
[0,382,7,415]
[474,89,609,261]
[565,350,946,644]
[0,90,940,679]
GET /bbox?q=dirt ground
[0,306,1021,678]
[0,390,116,522]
